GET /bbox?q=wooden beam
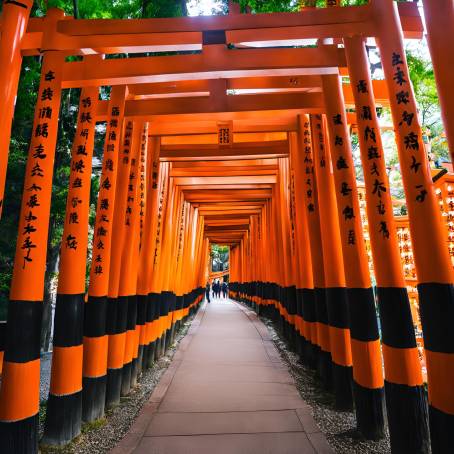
[170,167,278,177]
[174,159,278,168]
[161,141,288,160]
[172,175,277,186]
[15,3,422,55]
[147,119,297,135]
[96,92,323,118]
[178,184,273,190]
[21,3,420,39]
[162,132,287,145]
[127,75,323,96]
[62,46,344,88]
[183,189,272,202]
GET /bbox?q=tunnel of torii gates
[0,0,454,453]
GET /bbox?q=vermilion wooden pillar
[137,137,159,371]
[105,120,136,408]
[422,0,454,165]
[148,162,171,361]
[131,124,148,385]
[157,180,178,354]
[301,116,329,372]
[345,35,429,452]
[118,121,144,397]
[43,85,99,446]
[321,74,387,439]
[0,0,33,219]
[271,178,287,333]
[144,140,164,368]
[82,85,126,422]
[289,130,316,363]
[0,46,65,453]
[131,123,148,387]
[174,201,188,329]
[373,1,454,451]
[311,114,353,409]
[165,191,184,346]
[277,158,298,347]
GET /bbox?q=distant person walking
[213,280,219,298]
[205,282,211,303]
[218,281,223,298]
[222,281,228,298]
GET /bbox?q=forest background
[0,0,446,351]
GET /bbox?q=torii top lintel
[7,3,422,89]
[17,2,421,56]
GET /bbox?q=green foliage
[240,0,410,12]
[405,47,448,161]
[239,0,369,11]
[0,0,189,320]
[211,244,229,255]
[238,0,298,12]
[407,50,439,127]
[34,0,188,19]
[211,244,229,272]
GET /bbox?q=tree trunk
[141,0,150,18]
[73,0,80,19]
[40,219,59,353]
[180,0,188,16]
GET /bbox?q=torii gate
[0,1,453,454]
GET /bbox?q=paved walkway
[113,298,333,454]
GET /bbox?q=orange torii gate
[0,1,453,454]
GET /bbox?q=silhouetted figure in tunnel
[205,282,211,303]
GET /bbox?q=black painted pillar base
[154,336,161,359]
[385,381,430,454]
[121,361,132,396]
[131,357,139,388]
[160,331,166,354]
[82,375,106,422]
[332,363,353,411]
[42,391,82,446]
[147,340,156,367]
[155,334,163,359]
[0,414,38,454]
[317,350,333,391]
[289,324,299,352]
[170,323,177,344]
[429,405,454,454]
[297,334,306,360]
[352,381,385,441]
[142,344,149,371]
[137,345,144,376]
[279,315,286,338]
[105,368,122,408]
[164,328,171,352]
[307,343,319,370]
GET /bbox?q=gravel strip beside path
[40,352,52,402]
[261,318,391,454]
[38,316,195,454]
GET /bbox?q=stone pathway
[112,297,333,454]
